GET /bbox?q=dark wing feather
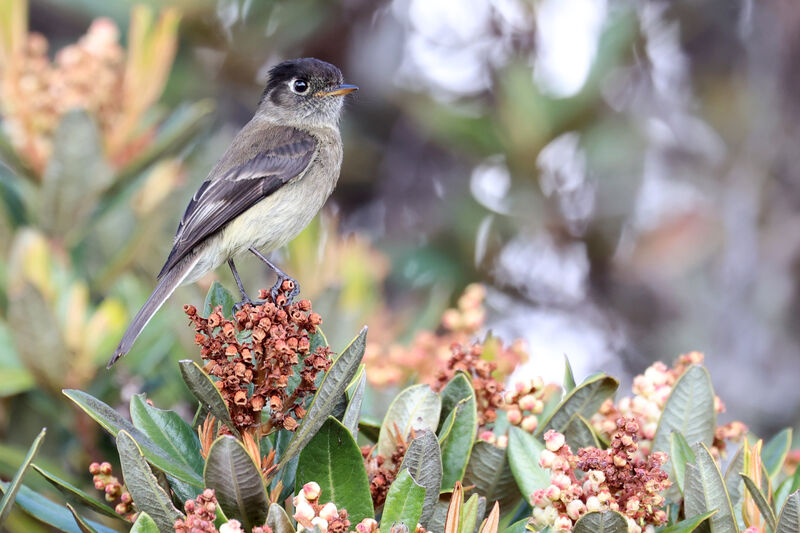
[158,127,317,277]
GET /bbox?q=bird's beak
[314,84,359,97]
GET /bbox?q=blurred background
[1,0,800,513]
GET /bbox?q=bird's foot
[270,277,300,306]
[232,296,266,314]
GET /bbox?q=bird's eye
[292,79,309,94]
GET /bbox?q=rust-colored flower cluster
[529,419,670,533]
[362,441,408,508]
[293,482,352,533]
[364,284,527,387]
[185,286,333,434]
[89,461,134,520]
[591,352,746,458]
[434,342,506,427]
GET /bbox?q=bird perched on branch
[108,57,357,367]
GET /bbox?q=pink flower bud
[544,430,565,452]
[585,496,602,512]
[539,449,555,469]
[302,481,321,501]
[220,520,244,533]
[552,473,571,490]
[521,415,538,433]
[478,430,496,443]
[294,500,315,528]
[531,376,544,390]
[519,395,537,411]
[544,485,561,501]
[506,408,522,425]
[356,518,379,533]
[311,517,328,532]
[496,435,508,448]
[319,502,338,521]
[553,515,572,531]
[566,500,586,520]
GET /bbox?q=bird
[107,57,357,367]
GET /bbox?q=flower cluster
[363,284,527,387]
[433,342,506,427]
[293,482,355,533]
[185,286,333,433]
[362,441,408,508]
[173,489,272,533]
[591,352,746,458]
[89,461,134,520]
[503,376,558,434]
[529,419,670,533]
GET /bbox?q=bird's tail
[107,257,196,368]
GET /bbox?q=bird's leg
[248,247,301,304]
[228,259,263,313]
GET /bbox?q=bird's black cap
[262,58,344,101]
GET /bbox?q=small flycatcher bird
[107,57,357,367]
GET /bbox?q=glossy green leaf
[400,431,443,527]
[563,356,576,393]
[507,426,550,498]
[130,394,205,477]
[460,493,480,533]
[377,384,441,459]
[295,417,373,524]
[724,444,744,524]
[563,414,600,449]
[0,428,45,527]
[277,327,367,471]
[500,519,529,533]
[203,281,236,317]
[0,483,118,533]
[462,441,521,514]
[343,367,367,438]
[63,389,203,486]
[572,511,628,533]
[775,478,793,517]
[670,431,696,495]
[658,510,717,533]
[776,491,800,533]
[684,443,738,533]
[31,465,120,520]
[130,512,159,533]
[741,474,777,531]
[380,469,426,532]
[538,374,618,436]
[763,428,792,480]
[66,504,98,533]
[178,360,238,436]
[439,393,478,490]
[204,435,269,531]
[266,502,296,533]
[116,431,182,533]
[652,366,716,454]
[438,373,474,432]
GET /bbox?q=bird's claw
[270,276,300,305]
[232,297,265,314]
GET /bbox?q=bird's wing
[157,126,317,278]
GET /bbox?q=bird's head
[257,57,357,128]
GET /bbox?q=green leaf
[657,510,717,533]
[763,428,792,480]
[40,110,112,241]
[31,465,121,520]
[501,519,529,533]
[377,384,442,459]
[380,469,426,532]
[0,483,118,533]
[652,366,716,454]
[178,360,239,436]
[777,491,800,533]
[462,441,521,514]
[277,327,367,471]
[0,427,45,527]
[66,504,98,533]
[563,414,600,449]
[204,435,269,531]
[775,478,793,517]
[343,367,367,438]
[130,512,159,533]
[295,417,373,524]
[684,443,738,533]
[400,431,443,527]
[572,511,628,533]
[266,502,296,533]
[116,431,182,533]
[459,493,480,533]
[741,474,777,531]
[724,444,744,524]
[63,389,203,487]
[438,373,474,432]
[507,426,550,497]
[537,374,618,436]
[563,356,576,393]
[130,394,205,477]
[670,431,696,495]
[203,281,236,317]
[439,393,478,490]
